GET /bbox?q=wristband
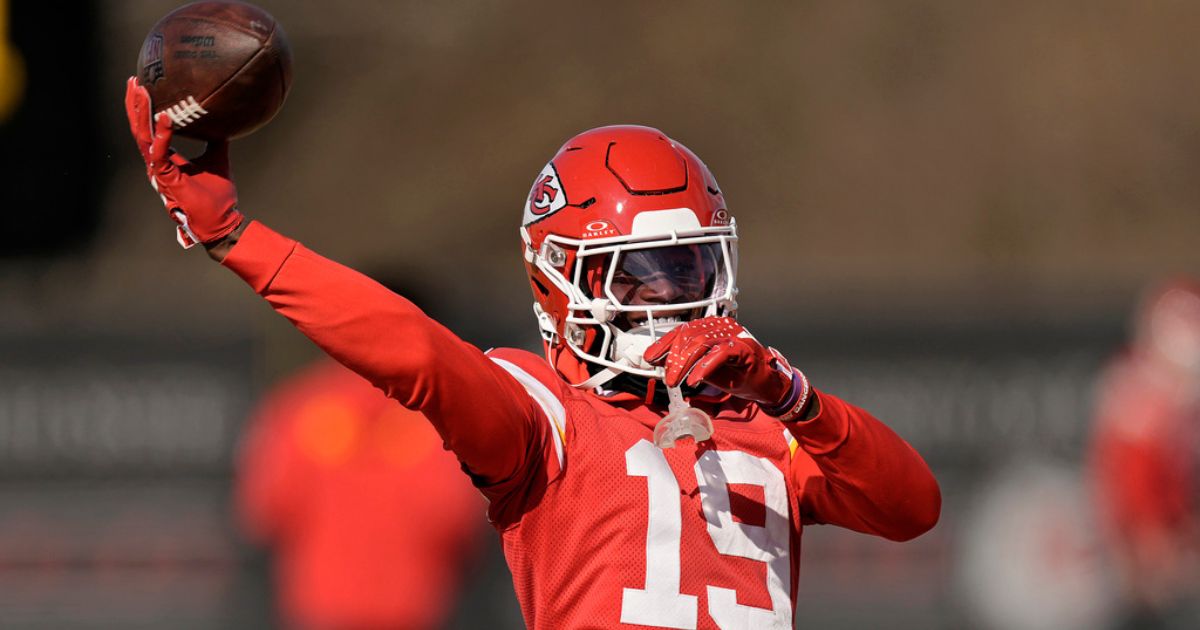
[762,368,813,422]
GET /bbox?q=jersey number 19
[621,440,792,630]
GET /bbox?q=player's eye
[612,269,638,284]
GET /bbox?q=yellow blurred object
[0,0,25,123]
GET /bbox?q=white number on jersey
[620,440,792,629]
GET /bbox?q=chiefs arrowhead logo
[523,163,568,225]
[530,175,558,209]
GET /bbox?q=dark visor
[607,243,721,307]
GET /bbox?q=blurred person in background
[1089,278,1200,629]
[236,279,488,630]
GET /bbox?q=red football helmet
[521,125,738,389]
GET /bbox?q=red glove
[124,77,243,248]
[644,316,799,408]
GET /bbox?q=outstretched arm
[220,220,553,491]
[124,78,553,494]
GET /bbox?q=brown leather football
[136,1,292,141]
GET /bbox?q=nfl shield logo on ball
[140,33,165,84]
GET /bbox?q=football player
[125,77,940,629]
[1089,279,1200,626]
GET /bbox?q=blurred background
[1,0,1198,628]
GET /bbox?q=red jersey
[223,220,941,630]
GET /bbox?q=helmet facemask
[528,218,739,389]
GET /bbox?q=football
[136,1,292,141]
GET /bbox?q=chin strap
[532,302,559,345]
[575,365,622,390]
[549,311,694,392]
[612,328,658,369]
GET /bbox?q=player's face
[606,244,720,323]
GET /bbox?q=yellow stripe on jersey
[782,429,799,458]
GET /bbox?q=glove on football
[644,316,795,407]
[124,77,243,248]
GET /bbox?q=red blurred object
[235,359,485,630]
[1089,278,1200,610]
